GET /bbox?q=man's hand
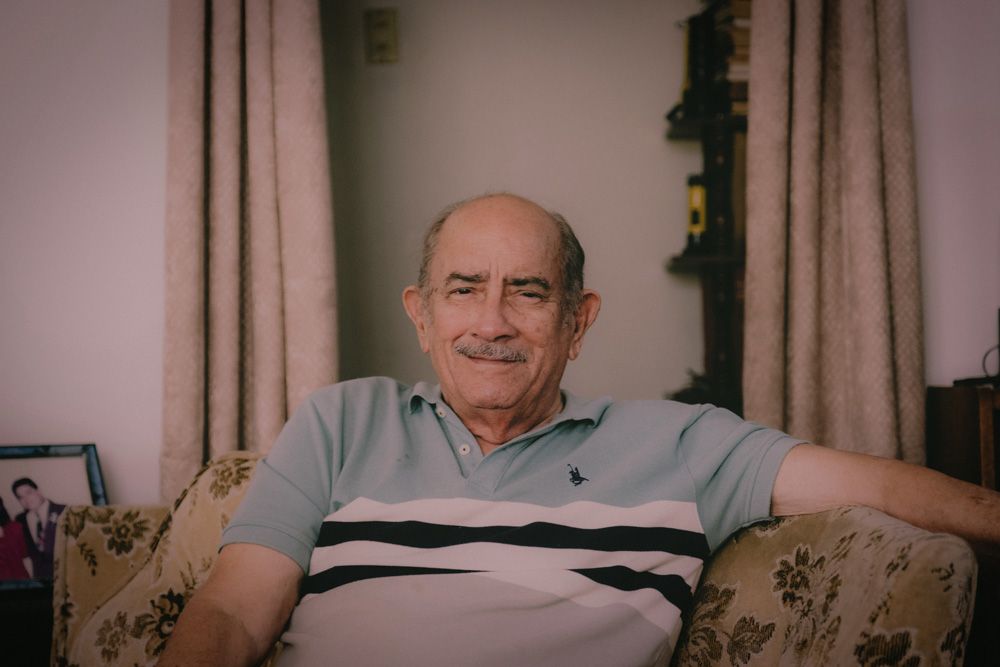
[772,443,1000,545]
[157,543,302,667]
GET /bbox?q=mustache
[454,342,527,363]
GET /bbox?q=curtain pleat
[270,0,338,415]
[244,0,287,459]
[162,0,337,501]
[744,0,923,462]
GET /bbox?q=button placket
[434,404,482,476]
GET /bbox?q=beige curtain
[743,0,924,462]
[161,0,338,501]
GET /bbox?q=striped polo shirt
[222,377,800,666]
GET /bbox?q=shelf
[666,119,702,141]
[665,108,748,140]
[664,0,748,415]
[666,253,744,274]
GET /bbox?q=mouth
[454,342,527,364]
[466,356,515,365]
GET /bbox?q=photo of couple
[0,478,64,581]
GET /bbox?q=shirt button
[436,408,445,418]
[458,444,472,456]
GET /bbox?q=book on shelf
[666,0,752,132]
[726,62,750,82]
[724,80,748,101]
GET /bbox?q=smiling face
[403,195,599,437]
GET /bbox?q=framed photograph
[0,444,107,589]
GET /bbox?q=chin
[465,391,520,411]
[453,382,524,411]
[445,365,526,407]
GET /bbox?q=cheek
[527,321,574,353]
[433,319,469,344]
[424,308,463,343]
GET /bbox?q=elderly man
[161,193,1000,666]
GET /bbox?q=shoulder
[590,400,763,457]
[597,398,709,428]
[302,376,411,406]
[289,377,416,431]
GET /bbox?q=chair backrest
[53,451,262,667]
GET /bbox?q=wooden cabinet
[926,384,999,666]
[0,584,52,664]
[926,385,998,489]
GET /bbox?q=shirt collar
[408,381,611,428]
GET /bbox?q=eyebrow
[445,272,487,284]
[508,276,552,291]
[443,272,552,291]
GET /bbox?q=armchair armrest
[672,506,977,665]
[52,451,263,667]
[52,504,170,665]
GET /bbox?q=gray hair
[417,194,585,316]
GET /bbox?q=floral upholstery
[52,451,263,667]
[52,454,977,666]
[671,507,977,666]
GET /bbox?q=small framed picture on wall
[0,444,107,589]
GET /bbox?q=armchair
[51,452,976,666]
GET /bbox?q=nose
[471,292,516,341]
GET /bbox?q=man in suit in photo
[12,477,66,580]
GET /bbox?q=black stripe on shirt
[301,564,473,596]
[316,520,709,560]
[301,563,694,613]
[574,566,694,613]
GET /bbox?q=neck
[449,392,564,455]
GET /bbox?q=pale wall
[908,0,1000,385]
[326,0,705,400]
[0,0,167,505]
[0,1,996,504]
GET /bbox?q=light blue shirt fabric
[221,376,802,666]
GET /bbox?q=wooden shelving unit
[665,0,749,414]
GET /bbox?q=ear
[402,285,430,353]
[567,289,601,360]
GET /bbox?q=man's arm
[772,443,1000,545]
[157,543,303,667]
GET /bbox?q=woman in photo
[0,497,32,580]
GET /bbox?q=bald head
[417,194,586,314]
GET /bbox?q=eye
[516,290,545,301]
[448,287,474,297]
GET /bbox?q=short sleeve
[676,406,802,550]
[221,391,343,572]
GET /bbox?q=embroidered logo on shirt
[567,464,589,486]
